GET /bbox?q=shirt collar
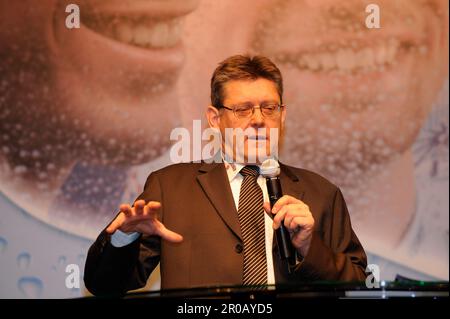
[222,152,261,182]
[224,159,245,182]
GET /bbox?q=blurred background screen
[0,0,448,298]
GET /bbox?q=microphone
[260,159,295,269]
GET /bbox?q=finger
[284,215,294,229]
[288,213,310,229]
[263,202,273,217]
[273,205,289,229]
[143,205,149,216]
[286,205,310,217]
[272,195,302,214]
[275,204,310,229]
[283,208,306,228]
[145,201,161,211]
[119,204,132,216]
[133,199,146,216]
[288,216,301,232]
[144,201,162,218]
[156,222,184,243]
[274,204,302,229]
[106,213,125,234]
[130,201,161,221]
[289,216,313,231]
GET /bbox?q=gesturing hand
[106,199,183,243]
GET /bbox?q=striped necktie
[238,165,267,286]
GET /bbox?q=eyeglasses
[218,102,285,119]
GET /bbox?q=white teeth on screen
[281,38,426,73]
[115,23,133,43]
[86,17,182,49]
[122,20,181,48]
[117,19,181,48]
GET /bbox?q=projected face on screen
[182,0,448,183]
[252,1,449,249]
[1,0,199,164]
[254,0,448,184]
[179,0,448,260]
[0,0,200,238]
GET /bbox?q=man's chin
[242,150,273,165]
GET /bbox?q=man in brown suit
[84,55,367,296]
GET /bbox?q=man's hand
[106,199,183,243]
[263,195,314,257]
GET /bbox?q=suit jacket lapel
[196,162,242,241]
[279,163,305,202]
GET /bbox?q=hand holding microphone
[261,159,315,262]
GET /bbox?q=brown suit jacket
[84,161,367,296]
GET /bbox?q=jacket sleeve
[293,188,368,282]
[83,172,162,296]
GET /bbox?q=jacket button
[235,243,243,254]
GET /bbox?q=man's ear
[278,105,287,152]
[280,104,286,130]
[206,105,221,129]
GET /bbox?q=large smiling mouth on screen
[82,14,183,50]
[274,37,428,74]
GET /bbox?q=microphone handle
[266,177,294,261]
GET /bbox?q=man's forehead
[223,78,279,103]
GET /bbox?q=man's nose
[250,107,265,126]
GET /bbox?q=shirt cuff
[110,229,140,247]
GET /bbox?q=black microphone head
[260,158,281,178]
